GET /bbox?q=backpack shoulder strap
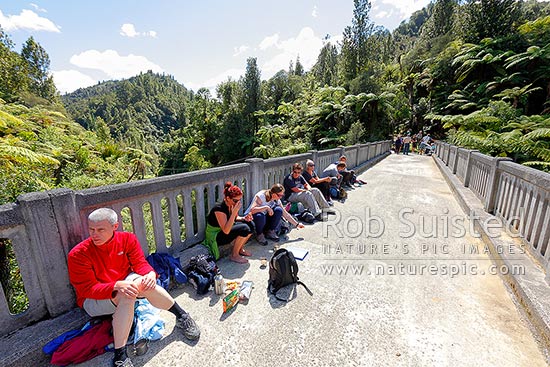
[271,280,313,302]
[296,280,313,296]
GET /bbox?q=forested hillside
[63,72,192,150]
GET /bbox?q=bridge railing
[434,141,549,279]
[0,141,391,336]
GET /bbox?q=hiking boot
[256,233,268,246]
[176,315,201,340]
[113,357,134,367]
[324,209,336,215]
[265,230,280,242]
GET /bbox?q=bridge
[0,141,549,366]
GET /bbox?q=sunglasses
[229,198,240,203]
[293,170,302,174]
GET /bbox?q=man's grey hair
[88,208,118,224]
[306,159,314,166]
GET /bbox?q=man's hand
[114,280,140,298]
[140,271,157,291]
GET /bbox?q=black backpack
[182,254,219,295]
[268,249,312,302]
[296,209,315,224]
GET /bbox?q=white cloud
[259,33,280,50]
[0,9,60,32]
[373,0,431,20]
[186,29,342,93]
[52,70,97,94]
[120,23,138,37]
[375,10,392,19]
[185,68,244,95]
[120,23,157,38]
[261,27,336,78]
[312,5,318,18]
[70,49,163,79]
[233,45,249,56]
[29,3,47,13]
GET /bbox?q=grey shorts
[83,273,141,317]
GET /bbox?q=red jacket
[68,231,155,308]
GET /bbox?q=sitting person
[336,156,356,187]
[419,133,432,155]
[321,161,348,189]
[283,163,334,221]
[205,182,254,264]
[302,159,335,206]
[338,155,366,185]
[68,208,200,367]
[245,183,304,245]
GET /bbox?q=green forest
[2,0,550,208]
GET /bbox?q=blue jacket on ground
[146,252,187,290]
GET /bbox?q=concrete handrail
[493,161,550,268]
[433,141,549,280]
[0,141,391,336]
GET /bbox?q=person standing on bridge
[394,134,403,154]
[402,134,411,155]
[68,208,200,367]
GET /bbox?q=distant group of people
[394,131,434,155]
[66,155,366,367]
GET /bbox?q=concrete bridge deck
[73,153,548,367]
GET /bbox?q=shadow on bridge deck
[56,154,550,366]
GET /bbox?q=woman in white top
[245,183,304,245]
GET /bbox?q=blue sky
[1,1,431,94]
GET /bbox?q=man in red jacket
[68,208,200,367]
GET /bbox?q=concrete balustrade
[494,161,550,268]
[455,148,469,182]
[315,148,341,173]
[448,145,458,173]
[0,141,391,336]
[434,141,550,281]
[343,145,359,167]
